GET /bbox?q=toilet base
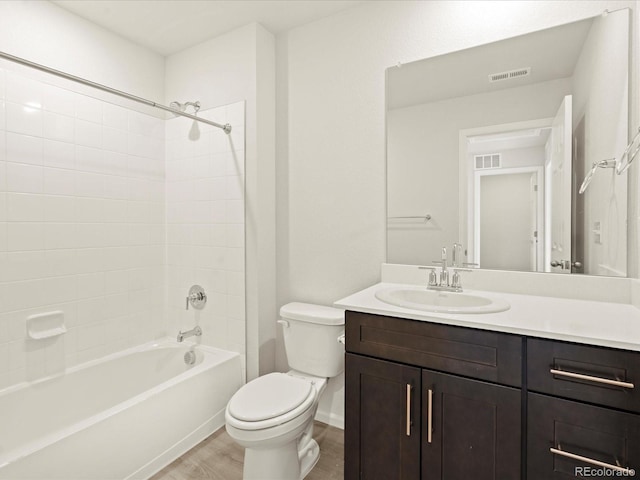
[240,422,320,480]
[299,438,320,479]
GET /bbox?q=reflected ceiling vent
[488,67,531,83]
[475,153,501,170]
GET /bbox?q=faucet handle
[186,285,207,310]
[418,266,438,286]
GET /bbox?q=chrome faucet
[420,246,472,292]
[177,325,202,342]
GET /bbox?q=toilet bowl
[225,302,344,480]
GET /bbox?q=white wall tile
[40,275,76,305]
[0,223,6,252]
[2,251,46,281]
[74,95,102,124]
[0,192,6,222]
[0,102,5,132]
[0,80,244,389]
[44,249,77,277]
[44,223,77,249]
[102,126,127,154]
[42,84,76,117]
[77,272,105,299]
[102,103,128,130]
[7,223,44,251]
[226,199,244,223]
[5,73,42,108]
[6,193,44,221]
[226,224,244,248]
[6,162,43,193]
[75,146,106,175]
[227,102,244,126]
[6,103,42,137]
[75,172,105,198]
[43,167,75,196]
[102,174,127,199]
[0,69,5,100]
[43,112,74,143]
[75,119,102,148]
[43,195,76,223]
[6,133,43,165]
[43,139,74,169]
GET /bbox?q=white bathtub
[0,339,243,479]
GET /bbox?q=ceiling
[52,0,365,56]
[387,15,593,110]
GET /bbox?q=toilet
[225,302,345,480]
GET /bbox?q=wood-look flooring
[150,421,344,480]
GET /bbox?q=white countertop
[334,282,640,352]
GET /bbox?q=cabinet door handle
[550,445,634,475]
[427,388,433,444]
[550,368,634,389]
[406,384,412,437]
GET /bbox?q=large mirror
[386,9,630,276]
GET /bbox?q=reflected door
[546,95,573,273]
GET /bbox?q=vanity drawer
[528,338,640,413]
[345,311,522,387]
[527,392,640,479]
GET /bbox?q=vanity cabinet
[527,339,640,479]
[345,310,640,479]
[345,311,522,480]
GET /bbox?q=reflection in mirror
[386,9,629,276]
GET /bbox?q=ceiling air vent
[488,67,531,83]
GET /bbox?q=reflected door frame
[459,118,553,269]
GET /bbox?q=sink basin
[374,287,510,314]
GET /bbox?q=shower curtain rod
[0,50,232,134]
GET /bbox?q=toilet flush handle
[337,334,345,345]
[277,320,289,328]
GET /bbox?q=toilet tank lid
[280,302,345,325]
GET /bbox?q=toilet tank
[279,302,345,378]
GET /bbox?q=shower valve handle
[186,285,207,310]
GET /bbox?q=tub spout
[177,326,202,342]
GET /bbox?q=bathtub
[0,339,243,479]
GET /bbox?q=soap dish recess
[27,311,66,340]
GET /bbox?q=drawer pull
[550,368,634,389]
[427,388,433,444]
[406,384,412,437]
[550,445,634,474]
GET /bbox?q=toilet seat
[226,373,317,431]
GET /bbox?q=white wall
[166,23,276,380]
[572,9,629,276]
[276,0,638,428]
[0,1,164,100]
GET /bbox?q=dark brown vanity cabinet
[345,310,640,480]
[345,311,522,480]
[527,339,640,479]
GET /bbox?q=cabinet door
[345,353,421,480]
[528,393,640,479]
[422,370,521,480]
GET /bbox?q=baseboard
[315,409,344,430]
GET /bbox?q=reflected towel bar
[387,215,432,222]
